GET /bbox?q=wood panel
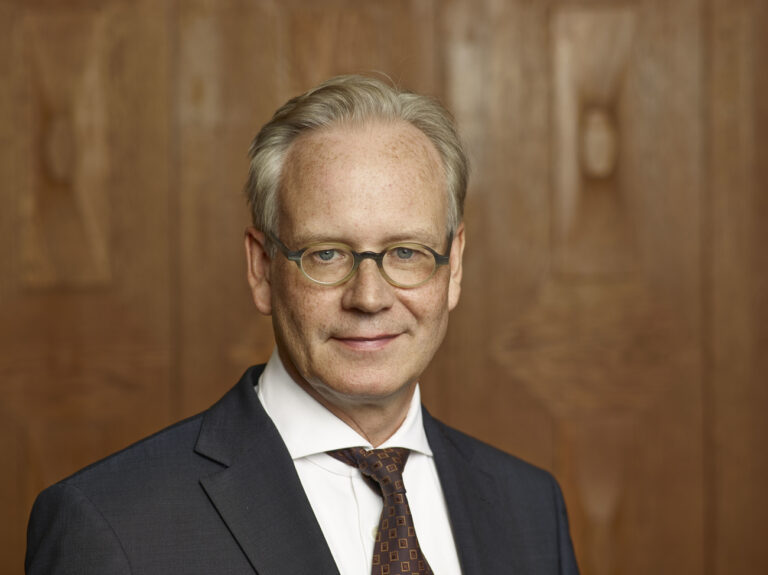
[429,1,705,573]
[427,0,554,464]
[176,0,281,416]
[278,0,437,98]
[0,0,173,571]
[709,0,768,572]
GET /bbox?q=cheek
[270,268,307,341]
[271,273,336,341]
[402,280,451,327]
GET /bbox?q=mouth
[331,333,401,351]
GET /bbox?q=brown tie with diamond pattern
[328,447,434,575]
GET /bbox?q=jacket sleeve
[26,482,132,575]
[551,476,580,575]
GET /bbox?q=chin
[312,368,416,403]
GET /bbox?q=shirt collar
[256,349,433,460]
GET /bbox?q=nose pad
[342,258,395,312]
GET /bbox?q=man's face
[249,121,464,411]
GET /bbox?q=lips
[331,333,401,351]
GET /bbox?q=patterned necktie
[328,447,434,575]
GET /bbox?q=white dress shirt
[257,350,463,575]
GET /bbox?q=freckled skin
[246,120,465,444]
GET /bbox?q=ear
[447,222,465,311]
[244,227,273,315]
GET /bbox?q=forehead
[279,121,446,244]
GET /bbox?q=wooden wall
[1,0,765,573]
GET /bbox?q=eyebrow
[292,229,445,249]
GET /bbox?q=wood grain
[176,0,281,417]
[432,1,705,573]
[708,0,768,572]
[0,0,173,570]
[19,8,111,288]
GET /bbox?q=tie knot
[328,447,410,497]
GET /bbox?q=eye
[316,249,337,262]
[394,247,415,260]
[305,246,349,265]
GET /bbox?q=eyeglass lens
[301,244,437,286]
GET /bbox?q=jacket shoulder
[65,412,207,490]
[424,413,580,574]
[426,413,555,483]
[26,366,268,574]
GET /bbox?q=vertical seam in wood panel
[700,0,717,573]
[544,0,556,301]
[431,0,443,99]
[275,0,288,100]
[166,0,183,421]
[543,0,558,475]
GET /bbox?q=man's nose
[341,258,396,313]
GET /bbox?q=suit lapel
[195,366,339,575]
[423,408,526,575]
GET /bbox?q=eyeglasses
[268,232,453,288]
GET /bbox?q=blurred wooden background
[1,0,766,573]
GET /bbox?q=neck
[295,377,416,448]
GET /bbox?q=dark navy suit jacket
[26,365,579,574]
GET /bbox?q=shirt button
[371,526,378,540]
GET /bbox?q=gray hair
[243,74,468,239]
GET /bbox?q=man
[26,75,579,574]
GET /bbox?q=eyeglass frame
[267,232,454,288]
